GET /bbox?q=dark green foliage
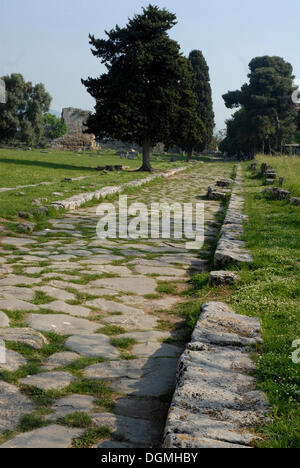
[0,74,51,145]
[220,56,296,158]
[43,113,66,140]
[185,50,215,156]
[82,4,199,171]
[296,109,300,131]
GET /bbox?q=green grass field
[256,153,300,197]
[237,157,300,447]
[0,148,187,220]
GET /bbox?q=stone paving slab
[46,395,95,421]
[0,163,234,448]
[0,287,35,302]
[0,381,35,434]
[19,371,74,390]
[0,328,48,349]
[0,276,40,287]
[142,296,182,312]
[80,287,118,297]
[65,333,120,358]
[103,313,158,331]
[91,413,161,446]
[84,358,178,397]
[116,331,171,342]
[131,342,183,358]
[86,298,143,315]
[0,297,39,312]
[34,286,76,302]
[27,313,100,335]
[0,237,36,247]
[0,425,83,448]
[0,350,26,372]
[44,351,80,370]
[88,265,133,276]
[90,277,158,295]
[40,301,91,317]
[114,396,169,423]
[134,265,187,277]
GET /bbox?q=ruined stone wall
[51,107,97,151]
[0,79,6,104]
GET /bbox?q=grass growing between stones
[18,413,47,432]
[59,412,93,428]
[72,427,112,448]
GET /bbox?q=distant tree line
[0,74,65,146]
[1,5,298,162]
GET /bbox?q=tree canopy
[0,73,51,146]
[188,50,214,153]
[82,4,200,171]
[220,56,296,158]
[43,113,67,140]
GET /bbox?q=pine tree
[221,56,296,157]
[188,50,214,157]
[82,4,199,171]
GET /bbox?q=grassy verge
[178,155,300,448]
[0,148,188,220]
[256,154,300,197]
[236,157,300,448]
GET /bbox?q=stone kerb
[163,302,269,448]
[214,165,253,267]
[51,167,187,211]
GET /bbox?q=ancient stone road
[0,163,233,448]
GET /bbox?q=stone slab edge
[51,167,187,211]
[162,301,269,448]
[214,164,253,267]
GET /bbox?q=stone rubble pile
[163,302,269,448]
[51,108,97,151]
[206,178,233,201]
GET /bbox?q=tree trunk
[186,149,193,162]
[138,139,152,172]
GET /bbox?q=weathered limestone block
[209,270,239,286]
[273,188,291,200]
[0,381,35,434]
[266,178,275,185]
[216,179,233,188]
[163,302,268,449]
[214,166,253,267]
[290,197,300,206]
[207,186,227,201]
[0,328,48,350]
[264,171,277,180]
[50,167,186,211]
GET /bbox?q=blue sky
[1,0,300,129]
